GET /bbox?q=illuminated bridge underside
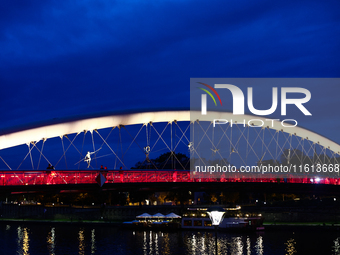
[0,170,339,187]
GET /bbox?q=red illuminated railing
[0,170,339,186]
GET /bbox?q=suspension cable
[17,143,35,170]
[78,131,86,169]
[95,130,127,169]
[61,136,68,169]
[0,155,12,170]
[37,139,45,169]
[28,143,34,170]
[91,131,98,169]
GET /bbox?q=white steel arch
[0,111,340,154]
[0,111,189,150]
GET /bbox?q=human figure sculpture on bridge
[74,148,101,167]
[84,151,95,168]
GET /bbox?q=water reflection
[12,225,269,255]
[155,232,159,255]
[149,231,153,255]
[246,237,251,255]
[200,235,205,251]
[163,232,170,255]
[185,232,214,254]
[91,229,96,254]
[183,232,266,255]
[333,237,340,255]
[143,231,147,255]
[78,229,85,255]
[139,230,165,255]
[255,236,264,255]
[191,234,196,255]
[229,236,244,255]
[17,226,30,255]
[47,227,56,255]
[285,238,297,255]
[3,224,339,255]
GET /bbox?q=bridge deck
[0,170,338,186]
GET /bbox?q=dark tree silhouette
[132,152,190,170]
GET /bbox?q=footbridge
[0,110,339,190]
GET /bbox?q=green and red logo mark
[197,82,223,107]
[197,82,222,115]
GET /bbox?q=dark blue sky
[1,0,340,140]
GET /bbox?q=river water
[1,222,340,254]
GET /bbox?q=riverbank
[2,203,340,226]
[2,218,340,231]
[0,218,123,226]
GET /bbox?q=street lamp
[207,206,225,255]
